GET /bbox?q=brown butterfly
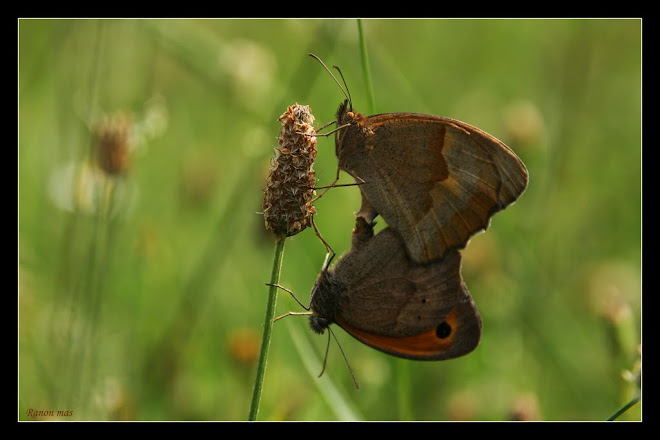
[277,216,482,362]
[312,54,529,264]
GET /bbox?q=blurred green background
[18,19,641,421]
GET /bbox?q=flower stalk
[250,104,318,420]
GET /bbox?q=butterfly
[310,54,528,264]
[278,216,482,361]
[334,99,528,264]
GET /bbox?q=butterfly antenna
[308,53,350,104]
[327,327,359,389]
[332,65,353,109]
[318,331,331,378]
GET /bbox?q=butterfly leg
[314,119,338,132]
[311,215,335,272]
[273,311,312,322]
[265,283,311,311]
[309,165,341,202]
[310,167,365,202]
[296,122,351,140]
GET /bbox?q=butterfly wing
[338,113,528,264]
[332,227,482,360]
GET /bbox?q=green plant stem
[607,395,640,421]
[249,235,287,421]
[396,359,413,421]
[357,19,376,115]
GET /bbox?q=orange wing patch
[336,307,464,360]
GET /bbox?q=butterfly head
[309,314,330,335]
[335,99,354,125]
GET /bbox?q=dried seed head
[263,104,318,237]
[92,113,133,176]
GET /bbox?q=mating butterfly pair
[274,55,528,365]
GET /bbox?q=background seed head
[92,113,134,176]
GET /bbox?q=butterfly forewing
[336,113,527,263]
